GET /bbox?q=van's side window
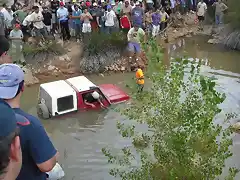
[57,95,74,112]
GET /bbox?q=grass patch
[22,40,65,57]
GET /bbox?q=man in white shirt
[105,5,116,34]
[30,6,47,40]
[197,0,207,30]
[57,1,71,41]
[21,13,32,41]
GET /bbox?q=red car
[37,76,130,119]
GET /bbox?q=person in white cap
[83,91,106,108]
[90,2,99,32]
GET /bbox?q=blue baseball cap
[107,4,111,9]
[0,64,24,99]
[0,100,17,137]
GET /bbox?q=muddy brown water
[21,36,240,180]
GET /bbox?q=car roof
[40,80,76,98]
[66,76,97,92]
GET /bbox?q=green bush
[226,0,240,29]
[22,40,65,57]
[102,39,239,179]
[84,31,127,56]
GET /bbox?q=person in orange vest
[135,66,144,92]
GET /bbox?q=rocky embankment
[22,12,201,86]
[205,24,240,51]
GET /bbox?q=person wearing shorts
[81,8,93,33]
[127,23,145,61]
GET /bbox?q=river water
[21,36,240,180]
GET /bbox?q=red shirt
[120,15,131,29]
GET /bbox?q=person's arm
[80,14,84,21]
[98,99,107,109]
[9,31,14,39]
[196,3,199,11]
[127,28,132,41]
[57,10,60,18]
[65,8,69,17]
[165,12,169,20]
[20,30,23,39]
[140,28,146,42]
[28,118,58,172]
[84,100,96,108]
[88,12,93,20]
[221,3,228,11]
[96,16,101,27]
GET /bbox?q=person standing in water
[135,66,144,92]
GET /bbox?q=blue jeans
[215,14,221,25]
[105,26,114,34]
[128,42,141,53]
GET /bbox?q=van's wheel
[37,103,50,119]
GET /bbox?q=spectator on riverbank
[51,0,59,33]
[31,6,47,42]
[0,100,23,180]
[121,1,132,20]
[152,8,161,37]
[0,9,5,37]
[197,0,207,30]
[90,2,99,32]
[42,6,52,34]
[144,9,152,35]
[131,1,144,28]
[81,7,93,34]
[0,64,59,180]
[1,4,14,37]
[57,1,71,41]
[105,5,117,34]
[212,0,228,25]
[9,23,25,63]
[127,23,145,61]
[72,4,82,42]
[160,8,169,33]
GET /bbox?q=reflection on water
[21,37,240,179]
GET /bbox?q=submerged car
[37,76,130,119]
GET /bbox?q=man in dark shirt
[50,0,59,33]
[0,100,26,180]
[42,7,52,34]
[0,64,59,180]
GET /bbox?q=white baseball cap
[93,2,97,6]
[135,1,140,5]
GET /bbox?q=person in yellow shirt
[160,8,169,33]
[135,67,144,92]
